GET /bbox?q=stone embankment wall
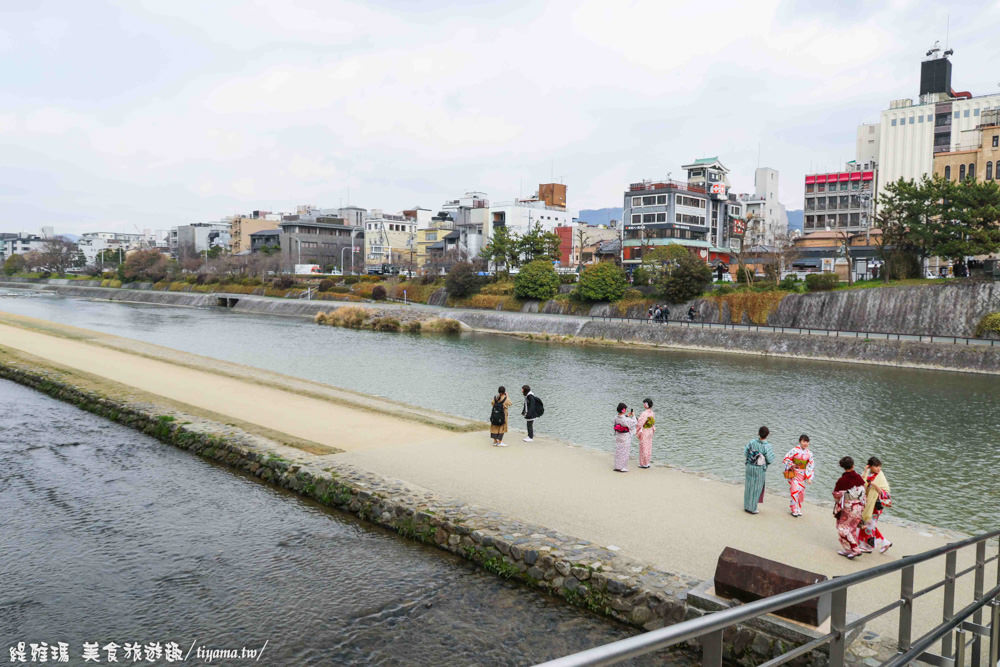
[0,359,863,666]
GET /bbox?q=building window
[918,115,924,123]
[655,213,666,222]
[643,196,656,206]
[643,213,656,223]
[964,109,970,118]
[631,214,641,224]
[841,181,849,190]
[806,184,814,193]
[909,116,914,124]
[974,108,980,116]
[968,163,975,180]
[891,119,897,126]
[987,162,993,180]
[944,165,951,180]
[817,184,825,192]
[994,136,999,148]
[954,111,960,118]
[656,195,667,205]
[959,164,966,180]
[851,180,859,190]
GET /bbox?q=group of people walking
[489,385,543,447]
[743,426,892,559]
[646,305,698,322]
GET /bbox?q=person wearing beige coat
[490,387,513,447]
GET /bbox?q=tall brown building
[537,183,567,209]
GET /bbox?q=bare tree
[40,238,78,275]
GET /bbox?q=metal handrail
[587,314,999,347]
[538,529,1000,667]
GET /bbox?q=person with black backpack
[520,384,544,442]
[489,386,512,447]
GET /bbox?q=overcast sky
[2,0,999,235]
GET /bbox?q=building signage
[731,219,746,236]
[710,183,726,195]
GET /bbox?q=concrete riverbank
[1,311,994,665]
[5,281,999,374]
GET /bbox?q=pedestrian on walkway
[832,456,867,559]
[860,457,892,554]
[521,385,543,442]
[687,306,696,322]
[636,398,655,468]
[489,386,512,447]
[613,403,637,472]
[782,434,815,517]
[743,426,775,514]
[661,305,670,321]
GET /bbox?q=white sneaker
[523,437,533,442]
[497,442,508,447]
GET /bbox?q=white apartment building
[1,233,48,262]
[876,50,1000,203]
[737,167,788,246]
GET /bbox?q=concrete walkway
[1,311,994,648]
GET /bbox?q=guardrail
[588,315,999,347]
[538,530,1000,667]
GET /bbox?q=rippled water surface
[0,379,691,666]
[1,291,998,533]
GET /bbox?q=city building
[788,229,883,282]
[621,158,737,271]
[173,222,231,255]
[554,224,620,268]
[76,231,159,267]
[857,122,881,165]
[415,216,455,271]
[932,108,1000,183]
[490,183,576,240]
[737,167,789,246]
[802,160,877,233]
[278,210,361,273]
[230,211,282,254]
[249,229,281,254]
[875,48,1000,203]
[1,232,48,262]
[442,191,490,260]
[402,207,433,228]
[363,209,417,272]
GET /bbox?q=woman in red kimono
[832,456,867,559]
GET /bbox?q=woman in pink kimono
[782,434,815,517]
[613,403,637,472]
[636,398,655,469]
[832,456,867,559]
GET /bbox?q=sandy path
[1,313,994,646]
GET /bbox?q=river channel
[0,379,689,665]
[1,290,998,534]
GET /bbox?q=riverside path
[0,310,991,649]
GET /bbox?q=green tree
[576,261,627,302]
[947,178,1000,259]
[3,254,26,275]
[121,249,169,282]
[445,261,483,297]
[514,259,560,300]
[206,245,223,260]
[481,226,515,274]
[641,245,688,281]
[656,254,712,304]
[516,224,561,263]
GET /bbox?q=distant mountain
[578,208,622,226]
[786,210,803,233]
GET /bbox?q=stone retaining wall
[4,281,999,374]
[0,358,896,666]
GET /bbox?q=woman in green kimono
[743,426,775,514]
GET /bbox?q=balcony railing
[629,179,706,194]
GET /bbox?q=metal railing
[588,315,999,347]
[539,530,1000,667]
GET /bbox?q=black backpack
[490,398,506,427]
[534,396,544,418]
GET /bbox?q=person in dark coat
[521,385,542,442]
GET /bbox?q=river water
[1,290,998,534]
[0,379,688,665]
